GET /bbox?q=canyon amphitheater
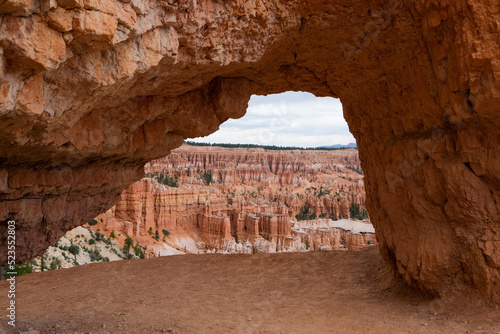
[0,0,500,333]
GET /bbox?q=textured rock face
[0,0,499,303]
[292,219,377,251]
[148,145,366,220]
[93,145,370,255]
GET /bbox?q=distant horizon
[191,92,356,147]
[184,140,358,150]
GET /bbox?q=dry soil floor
[1,247,499,334]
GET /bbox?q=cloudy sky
[191,91,356,148]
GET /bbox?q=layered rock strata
[148,145,366,219]
[0,0,499,303]
[92,145,371,255]
[292,219,377,251]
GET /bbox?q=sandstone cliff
[292,219,377,252]
[0,0,499,304]
[91,145,372,255]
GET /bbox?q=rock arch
[0,0,499,303]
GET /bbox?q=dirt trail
[1,247,499,334]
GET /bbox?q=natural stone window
[0,0,499,304]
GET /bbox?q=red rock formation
[147,145,365,220]
[292,219,377,251]
[93,179,300,254]
[91,145,371,255]
[0,0,499,304]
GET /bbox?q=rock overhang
[0,0,499,304]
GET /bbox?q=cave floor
[1,247,499,334]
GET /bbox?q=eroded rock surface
[90,144,371,255]
[0,0,499,303]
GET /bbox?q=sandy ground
[1,247,499,334]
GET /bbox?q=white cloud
[191,91,356,147]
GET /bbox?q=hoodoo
[0,1,499,303]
